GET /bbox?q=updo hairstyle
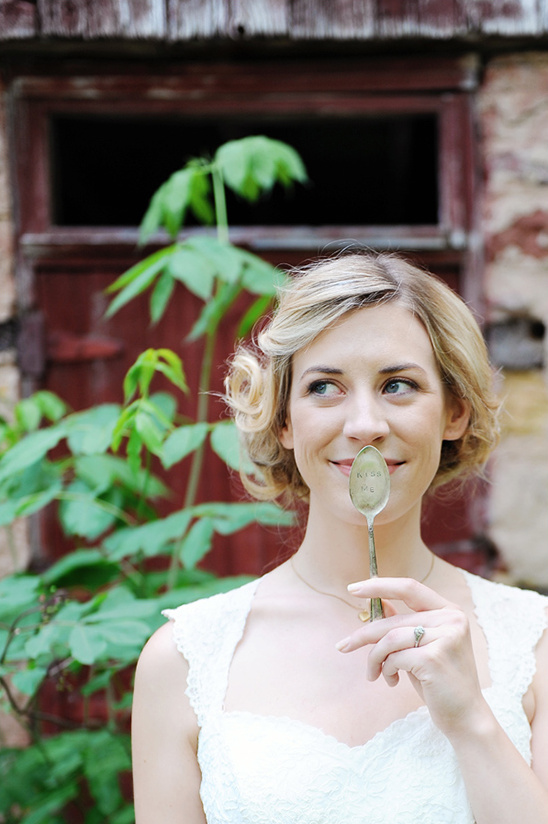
[224,252,500,504]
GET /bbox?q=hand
[335,577,489,739]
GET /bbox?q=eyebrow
[298,363,426,380]
[378,363,426,375]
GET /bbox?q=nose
[342,393,390,444]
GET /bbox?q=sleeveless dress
[163,571,548,824]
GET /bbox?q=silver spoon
[349,445,390,621]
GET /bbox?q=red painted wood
[10,60,485,577]
[47,330,124,362]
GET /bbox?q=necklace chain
[290,553,436,623]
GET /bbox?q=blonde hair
[225,252,500,503]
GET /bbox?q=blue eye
[308,380,337,397]
[384,378,417,395]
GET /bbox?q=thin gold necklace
[290,553,436,623]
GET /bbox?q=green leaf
[83,732,131,815]
[14,397,43,432]
[188,236,243,284]
[14,392,68,433]
[139,166,213,243]
[127,426,143,475]
[110,806,136,824]
[12,665,48,696]
[80,669,112,696]
[150,268,176,324]
[93,619,151,645]
[24,622,63,659]
[209,420,241,470]
[66,404,121,456]
[103,509,193,561]
[238,294,273,337]
[195,500,295,535]
[105,246,176,318]
[42,549,118,587]
[59,480,118,539]
[179,517,215,569]
[74,454,168,500]
[84,587,157,623]
[167,245,216,300]
[187,281,242,341]
[135,409,164,455]
[161,422,210,469]
[149,391,178,424]
[0,424,67,483]
[215,135,307,201]
[239,249,283,295]
[0,575,41,623]
[69,624,107,665]
[123,352,155,401]
[123,349,187,402]
[138,186,164,244]
[23,783,81,824]
[14,478,63,517]
[0,497,19,526]
[154,349,188,393]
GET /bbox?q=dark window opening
[50,113,438,228]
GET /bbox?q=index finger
[347,577,450,612]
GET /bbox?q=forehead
[292,303,438,373]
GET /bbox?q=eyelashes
[306,379,339,397]
[383,378,419,395]
[305,377,420,399]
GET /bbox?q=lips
[330,457,404,476]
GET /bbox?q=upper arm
[132,621,207,824]
[530,607,548,789]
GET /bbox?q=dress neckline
[218,569,496,752]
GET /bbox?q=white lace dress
[164,571,547,824]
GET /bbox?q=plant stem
[211,164,229,244]
[167,162,229,588]
[183,328,215,510]
[167,329,215,590]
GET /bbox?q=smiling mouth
[331,458,404,476]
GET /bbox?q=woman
[132,253,548,823]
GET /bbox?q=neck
[293,498,432,592]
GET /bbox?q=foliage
[0,136,305,822]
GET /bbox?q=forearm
[449,708,548,824]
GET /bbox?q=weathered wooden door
[12,57,489,576]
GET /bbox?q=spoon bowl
[349,445,390,620]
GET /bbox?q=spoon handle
[367,517,384,621]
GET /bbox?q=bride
[132,252,548,823]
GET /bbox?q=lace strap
[163,580,259,726]
[463,570,548,698]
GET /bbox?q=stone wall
[0,75,29,747]
[479,52,548,589]
[0,76,28,579]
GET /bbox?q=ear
[443,398,470,441]
[279,416,294,450]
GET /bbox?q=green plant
[0,136,306,822]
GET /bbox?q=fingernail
[347,583,361,593]
[335,638,351,651]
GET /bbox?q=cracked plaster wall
[0,77,27,578]
[480,52,548,588]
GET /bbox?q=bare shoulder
[136,621,189,681]
[133,620,196,740]
[132,621,204,824]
